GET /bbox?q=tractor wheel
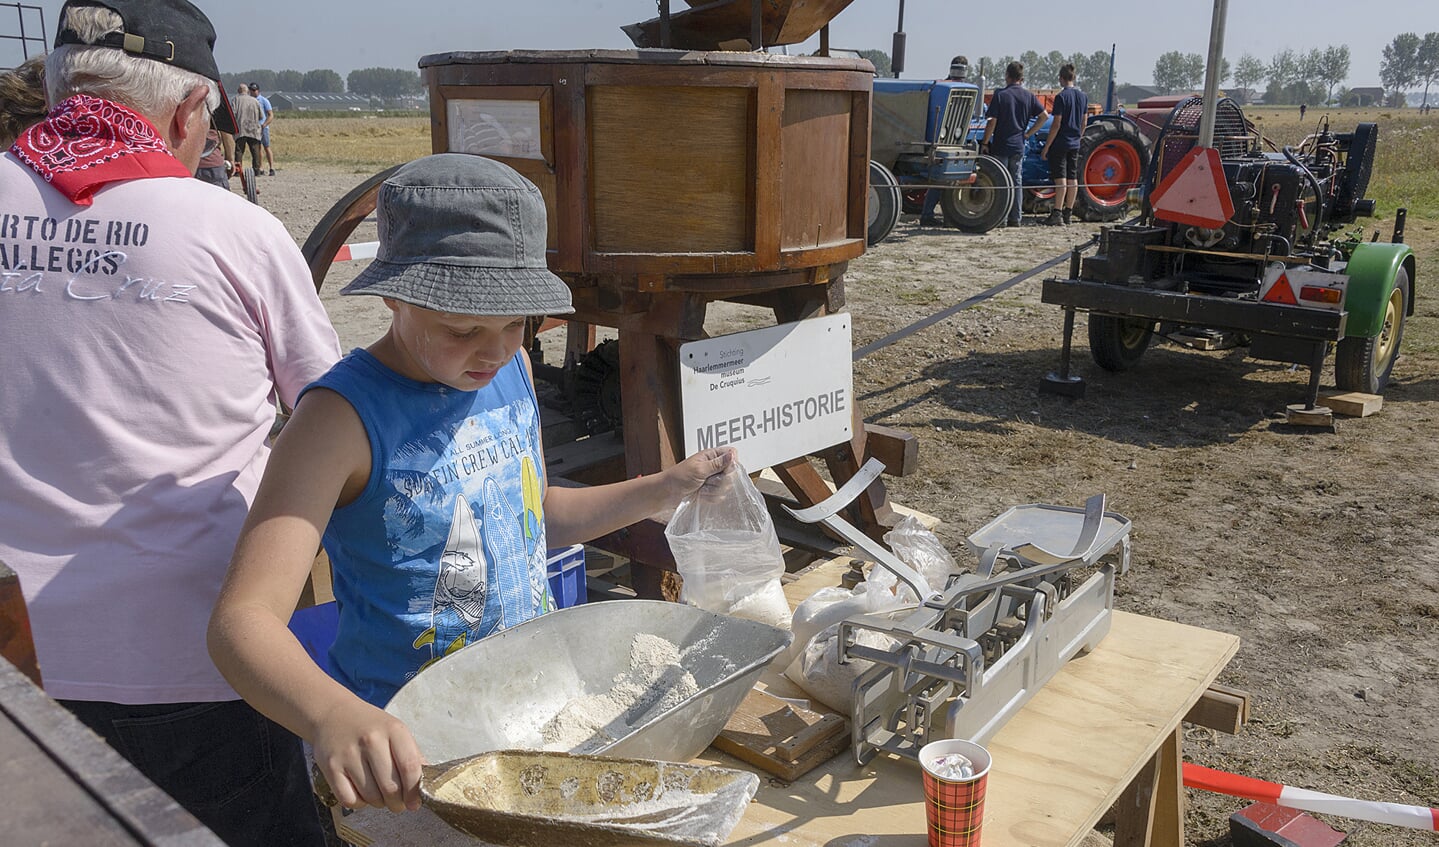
[940,155,1014,233]
[901,188,926,216]
[1088,314,1155,371]
[568,339,624,434]
[242,166,258,205]
[1335,266,1408,394]
[1025,185,1057,215]
[1075,121,1148,222]
[867,161,901,245]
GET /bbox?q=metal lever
[783,458,937,601]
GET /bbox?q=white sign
[448,99,544,160]
[680,315,853,470]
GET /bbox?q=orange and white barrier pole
[333,241,379,262]
[1183,763,1439,832]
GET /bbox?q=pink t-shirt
[0,155,341,703]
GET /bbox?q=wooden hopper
[623,0,858,50]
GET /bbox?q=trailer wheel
[1088,314,1155,371]
[867,160,901,245]
[241,166,258,205]
[1075,121,1148,222]
[1335,266,1408,393]
[941,155,1014,233]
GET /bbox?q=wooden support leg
[619,330,684,599]
[0,561,42,688]
[1114,727,1184,847]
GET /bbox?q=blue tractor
[868,78,1017,242]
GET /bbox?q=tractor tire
[1075,121,1148,222]
[1088,314,1155,371]
[867,160,901,245]
[940,155,1014,233]
[1335,266,1408,394]
[242,166,258,205]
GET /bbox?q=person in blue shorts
[209,153,735,815]
[1040,63,1088,225]
[981,61,1047,227]
[251,82,275,175]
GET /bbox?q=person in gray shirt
[233,82,263,173]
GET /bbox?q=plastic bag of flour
[782,569,912,713]
[665,461,791,629]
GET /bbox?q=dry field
[260,103,1439,846]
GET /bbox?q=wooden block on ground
[1183,683,1251,734]
[710,688,849,782]
[1320,391,1382,417]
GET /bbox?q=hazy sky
[5,1,1432,88]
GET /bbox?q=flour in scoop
[541,632,699,751]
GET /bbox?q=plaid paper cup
[919,738,993,847]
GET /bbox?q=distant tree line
[973,50,1118,103]
[220,67,424,98]
[1380,32,1439,108]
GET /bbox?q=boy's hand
[663,447,736,501]
[312,697,426,813]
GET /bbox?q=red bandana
[9,94,193,206]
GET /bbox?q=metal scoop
[419,749,759,847]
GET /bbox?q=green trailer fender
[1343,241,1416,338]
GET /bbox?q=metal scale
[785,459,1132,763]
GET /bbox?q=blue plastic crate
[546,544,587,609]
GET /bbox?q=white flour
[540,633,699,751]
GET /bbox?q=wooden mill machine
[303,0,916,598]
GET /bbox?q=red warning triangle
[1151,146,1235,228]
[1262,272,1299,305]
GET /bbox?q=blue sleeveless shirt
[304,349,551,707]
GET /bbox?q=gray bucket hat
[340,154,574,316]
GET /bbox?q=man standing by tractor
[982,61,1047,227]
[919,55,970,227]
[1040,63,1087,225]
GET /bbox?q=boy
[208,154,733,815]
[1040,63,1087,226]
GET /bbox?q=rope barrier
[1183,763,1439,832]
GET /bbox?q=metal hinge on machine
[783,459,1132,764]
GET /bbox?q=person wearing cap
[233,81,263,177]
[918,55,971,227]
[208,153,734,814]
[250,82,275,175]
[0,1,339,844]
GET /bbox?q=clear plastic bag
[664,461,792,629]
[883,515,961,603]
[782,568,912,714]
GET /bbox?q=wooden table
[337,561,1239,847]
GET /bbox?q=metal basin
[386,600,791,763]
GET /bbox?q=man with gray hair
[233,80,264,177]
[0,1,339,843]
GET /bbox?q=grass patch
[275,115,431,168]
[898,284,941,304]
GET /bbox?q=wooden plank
[0,561,41,687]
[1112,746,1159,847]
[754,72,783,266]
[590,85,751,254]
[0,659,224,845]
[864,422,920,477]
[710,688,849,781]
[1320,391,1383,417]
[779,89,851,250]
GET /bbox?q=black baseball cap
[54,0,236,133]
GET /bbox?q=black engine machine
[1041,95,1413,414]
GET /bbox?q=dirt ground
[257,163,1439,846]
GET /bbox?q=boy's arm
[542,449,733,548]
[208,388,424,814]
[1042,113,1061,157]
